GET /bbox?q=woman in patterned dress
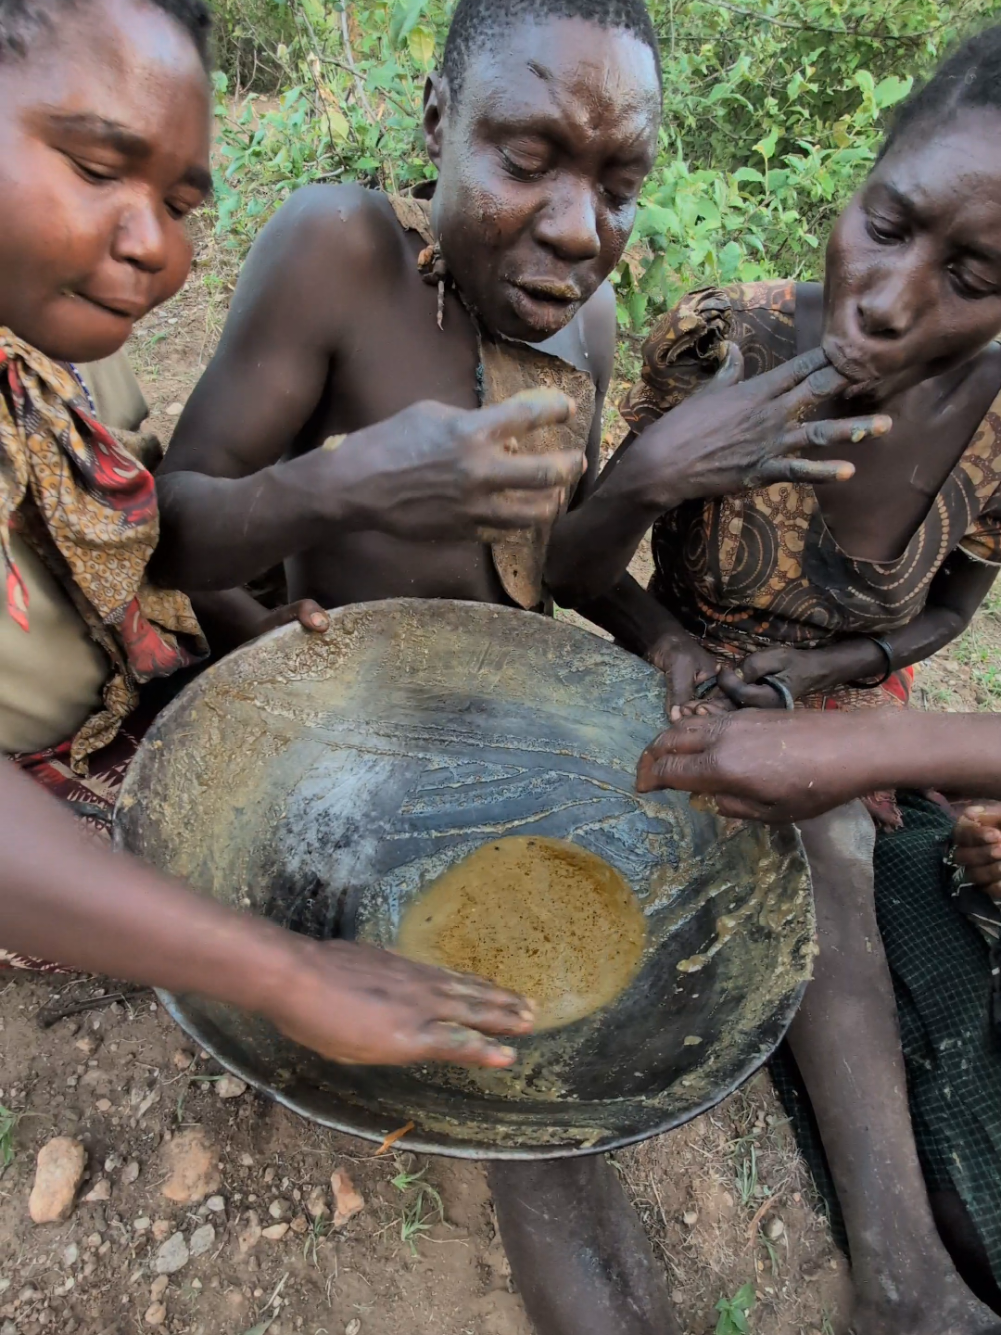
[549,28,1001,1335]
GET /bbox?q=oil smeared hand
[266,938,534,1067]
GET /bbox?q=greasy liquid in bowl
[396,836,647,1030]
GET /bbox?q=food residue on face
[396,836,646,1029]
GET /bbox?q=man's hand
[953,804,1001,901]
[267,939,534,1067]
[249,598,329,641]
[328,388,584,541]
[622,346,892,513]
[635,711,880,823]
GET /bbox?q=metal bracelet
[848,635,895,689]
[694,674,719,700]
[761,673,795,711]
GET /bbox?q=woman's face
[0,0,211,363]
[823,107,1001,401]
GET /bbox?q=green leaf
[390,0,426,48]
[753,127,778,161]
[874,74,913,110]
[407,23,435,67]
[241,1318,277,1335]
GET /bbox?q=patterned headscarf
[0,328,205,771]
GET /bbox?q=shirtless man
[150,3,886,1331]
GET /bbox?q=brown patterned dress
[621,282,1001,710]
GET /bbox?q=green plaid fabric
[770,792,1001,1285]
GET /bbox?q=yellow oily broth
[397,836,646,1029]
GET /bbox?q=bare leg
[793,802,1001,1335]
[489,1156,681,1335]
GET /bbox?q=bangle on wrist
[848,635,894,689]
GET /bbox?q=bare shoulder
[227,184,412,319]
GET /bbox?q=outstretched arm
[0,760,533,1067]
[635,709,1001,823]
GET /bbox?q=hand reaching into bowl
[1,759,532,1069]
[269,939,533,1067]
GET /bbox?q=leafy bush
[210,0,1001,323]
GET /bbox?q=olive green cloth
[771,792,1001,1288]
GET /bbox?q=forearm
[152,459,332,591]
[575,574,687,657]
[797,608,967,695]
[842,711,1001,798]
[190,588,268,656]
[547,481,664,607]
[0,761,297,1013]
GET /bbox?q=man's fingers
[438,980,535,1031]
[757,458,856,486]
[476,388,575,443]
[421,1022,518,1068]
[480,446,585,495]
[715,794,773,821]
[782,415,893,451]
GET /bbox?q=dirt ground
[4,223,1000,1335]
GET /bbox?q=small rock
[151,1219,173,1242]
[1,1322,14,1335]
[189,1223,215,1257]
[160,1127,220,1204]
[98,1240,111,1256]
[95,1099,112,1113]
[74,1036,97,1054]
[134,1217,151,1233]
[765,1216,785,1241]
[150,1275,169,1302]
[171,1050,194,1071]
[237,1211,262,1255]
[84,1233,102,1250]
[262,1222,289,1241]
[82,1178,110,1203]
[144,1301,167,1326]
[104,1153,122,1173]
[214,1075,247,1100]
[682,1209,698,1227]
[205,1195,225,1214]
[153,1232,189,1275]
[239,1153,254,1168]
[306,1186,329,1220]
[289,1215,309,1236]
[346,1321,361,1335]
[263,1166,276,1184]
[62,1243,79,1267]
[29,1137,87,1224]
[330,1168,365,1229]
[165,401,184,416]
[268,1199,289,1220]
[121,1160,140,1185]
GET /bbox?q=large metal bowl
[115,599,814,1159]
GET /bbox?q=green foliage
[0,1105,18,1169]
[715,1281,756,1335]
[209,0,1001,319]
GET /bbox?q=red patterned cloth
[0,328,206,772]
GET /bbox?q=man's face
[0,0,211,363]
[426,16,661,343]
[823,107,1001,402]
